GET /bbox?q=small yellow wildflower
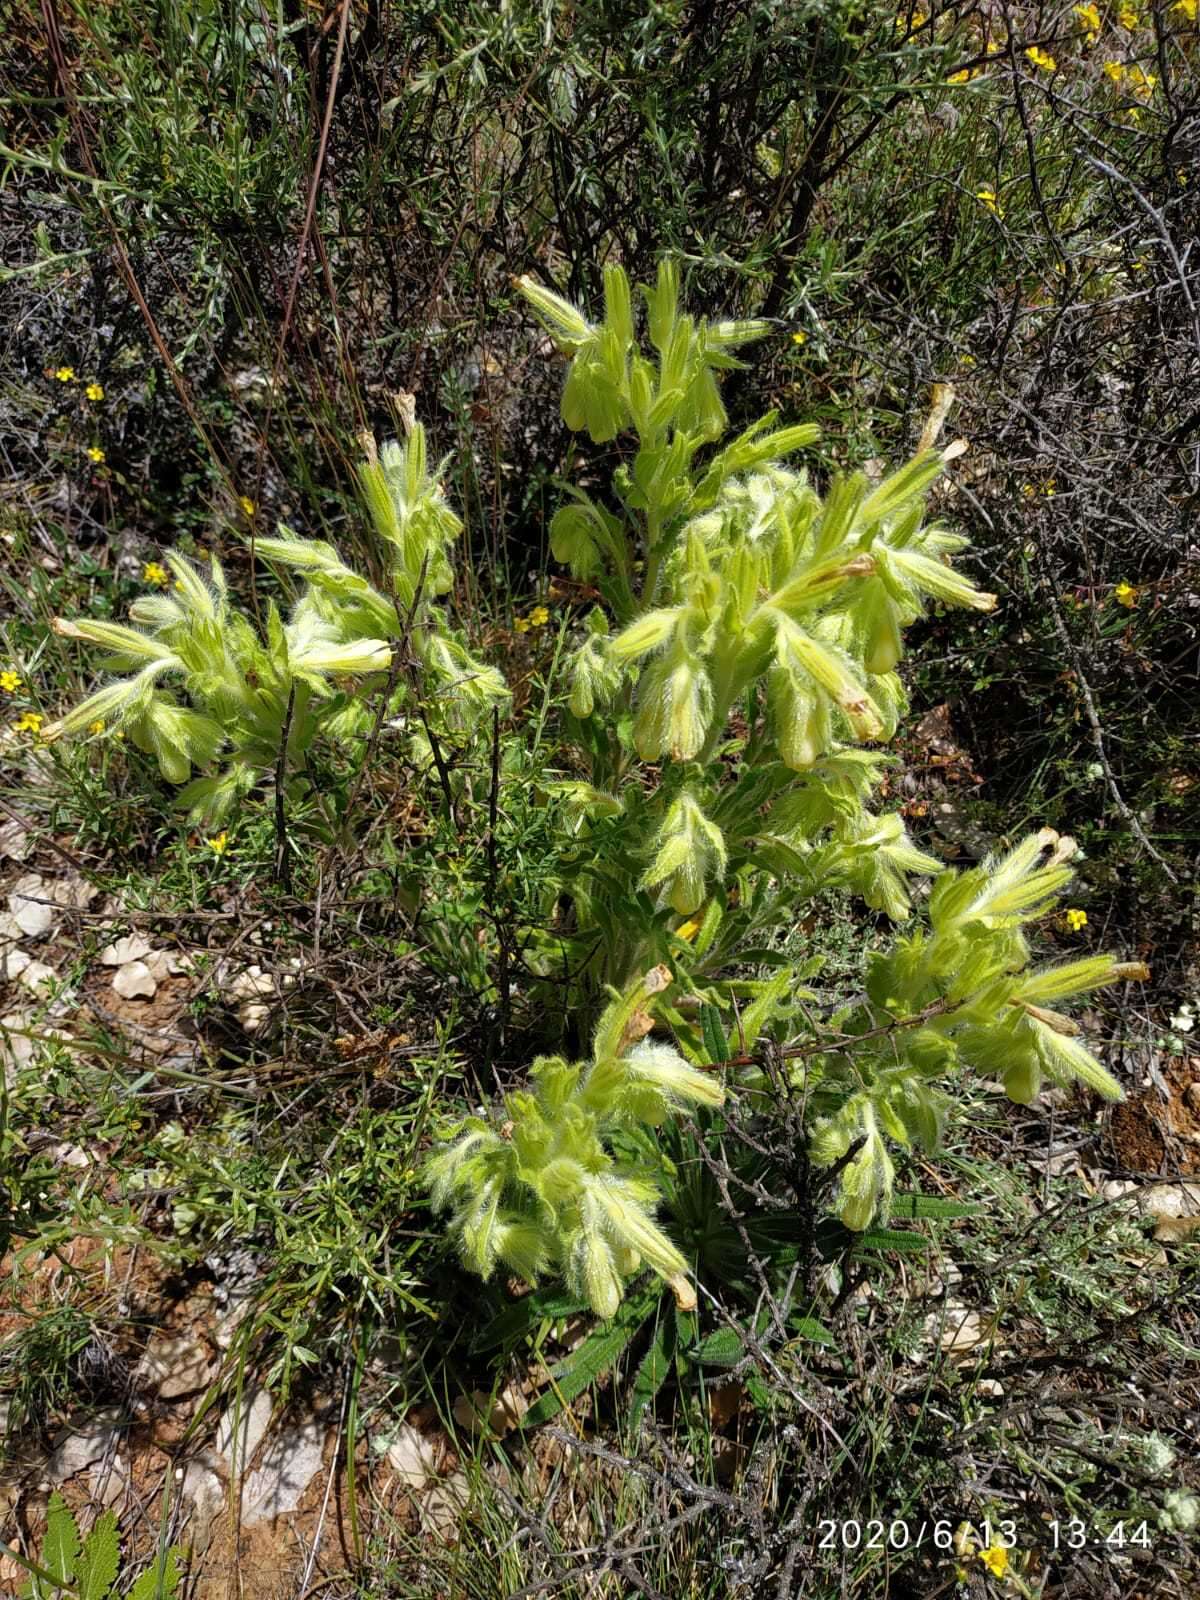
[1173,0,1196,19]
[676,918,701,941]
[88,719,106,735]
[1113,580,1139,608]
[238,495,256,517]
[207,831,229,857]
[1074,1,1101,38]
[791,330,808,345]
[1025,45,1057,71]
[13,711,43,736]
[1126,64,1156,97]
[528,605,550,627]
[979,1544,1010,1578]
[976,188,1004,217]
[87,446,106,465]
[1041,478,1057,497]
[514,617,531,634]
[54,365,76,382]
[1022,482,1036,498]
[1065,908,1088,931]
[1118,5,1140,25]
[0,670,22,693]
[143,561,170,587]
[85,381,104,401]
[960,353,976,368]
[1103,59,1126,82]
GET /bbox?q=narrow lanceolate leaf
[522,1290,654,1429]
[628,1304,677,1428]
[700,1003,730,1066]
[853,1228,929,1253]
[890,1193,980,1221]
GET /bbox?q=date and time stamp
[814,1515,1158,1553]
[812,1516,1158,1580]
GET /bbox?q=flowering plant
[46,426,506,826]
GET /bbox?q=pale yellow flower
[528,605,550,627]
[207,831,229,857]
[514,617,531,634]
[143,561,170,587]
[791,330,808,344]
[1074,2,1101,37]
[976,188,1004,217]
[88,719,106,735]
[1118,5,1140,25]
[979,1544,1010,1578]
[13,711,43,736]
[239,495,256,517]
[85,381,104,401]
[1025,44,1058,71]
[54,365,75,382]
[1126,64,1156,97]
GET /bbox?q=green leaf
[43,1495,80,1590]
[692,1326,744,1367]
[628,1305,677,1428]
[890,1192,980,1221]
[128,1550,183,1600]
[789,1316,836,1347]
[521,1290,654,1429]
[853,1228,929,1254]
[700,1004,730,1066]
[76,1512,119,1600]
[472,1290,590,1353]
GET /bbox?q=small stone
[113,960,156,1000]
[18,959,56,997]
[0,818,31,861]
[179,1458,224,1551]
[100,933,153,966]
[217,1388,273,1475]
[1185,1081,1200,1112]
[1,947,31,982]
[0,1013,34,1079]
[48,1413,122,1482]
[452,1384,527,1438]
[1137,1182,1200,1218]
[238,1000,272,1035]
[226,966,275,1002]
[51,875,99,910]
[8,874,55,940]
[417,1470,470,1540]
[976,1378,1005,1398]
[386,1424,442,1487]
[136,1332,214,1399]
[241,1417,328,1527]
[145,949,189,981]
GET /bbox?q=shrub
[46,260,1148,1318]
